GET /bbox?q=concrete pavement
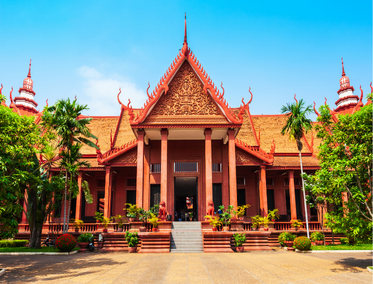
[0,250,371,283]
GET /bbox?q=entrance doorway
[174,177,198,221]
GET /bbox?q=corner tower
[334,58,359,114]
[14,59,39,115]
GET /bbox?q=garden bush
[278,232,295,246]
[294,236,311,251]
[0,240,29,247]
[339,237,349,245]
[55,234,77,252]
[310,231,324,241]
[77,233,93,243]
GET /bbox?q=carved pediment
[111,148,137,164]
[144,61,229,125]
[236,148,262,165]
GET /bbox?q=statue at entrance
[206,200,215,216]
[158,201,167,221]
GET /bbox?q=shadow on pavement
[0,253,124,282]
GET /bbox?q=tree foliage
[304,98,373,243]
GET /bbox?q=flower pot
[264,227,269,231]
[139,227,147,232]
[236,246,244,253]
[212,227,217,231]
[118,227,123,232]
[222,226,229,231]
[129,218,135,222]
[75,228,79,233]
[78,242,88,253]
[103,228,108,233]
[128,246,137,253]
[152,227,158,232]
[271,219,275,222]
[315,240,323,245]
[284,241,294,251]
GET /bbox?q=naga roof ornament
[235,138,274,164]
[129,15,243,125]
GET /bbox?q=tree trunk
[299,149,310,238]
[66,191,72,232]
[62,173,68,234]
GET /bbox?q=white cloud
[77,66,146,116]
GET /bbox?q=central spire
[184,13,187,45]
[341,57,345,76]
[28,59,32,78]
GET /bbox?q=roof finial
[341,57,345,76]
[28,59,32,78]
[184,13,187,45]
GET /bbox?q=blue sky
[1,1,371,120]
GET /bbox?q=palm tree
[281,98,312,238]
[42,98,98,234]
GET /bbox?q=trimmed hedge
[310,231,324,241]
[278,232,295,246]
[56,234,77,252]
[0,240,29,247]
[294,236,311,251]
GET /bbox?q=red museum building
[3,20,370,225]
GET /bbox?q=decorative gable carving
[236,148,262,165]
[111,148,137,164]
[144,61,229,125]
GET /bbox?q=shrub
[77,233,93,243]
[294,236,311,251]
[233,233,246,247]
[278,232,295,246]
[55,234,77,252]
[339,237,349,245]
[310,232,324,241]
[125,231,139,247]
[0,240,29,247]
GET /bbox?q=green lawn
[0,247,79,253]
[311,243,372,250]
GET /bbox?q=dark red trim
[337,86,355,94]
[18,87,35,95]
[82,154,97,158]
[274,153,312,157]
[131,124,241,129]
[335,95,359,106]
[267,166,320,170]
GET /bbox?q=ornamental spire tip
[184,13,187,45]
[341,57,345,77]
[28,59,32,78]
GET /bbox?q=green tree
[304,98,372,243]
[0,94,44,238]
[281,98,313,238]
[42,98,98,233]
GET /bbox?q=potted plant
[73,219,84,232]
[101,216,112,233]
[233,233,246,252]
[148,213,162,231]
[204,215,223,231]
[310,231,324,245]
[218,205,234,231]
[114,215,126,232]
[94,211,103,223]
[278,232,296,251]
[250,215,261,231]
[235,204,250,221]
[290,219,303,231]
[189,211,194,221]
[260,216,273,231]
[294,236,311,251]
[267,209,280,222]
[138,208,149,232]
[125,231,139,253]
[77,233,93,253]
[125,203,139,222]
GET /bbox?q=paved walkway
[0,250,371,283]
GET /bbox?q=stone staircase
[170,222,203,253]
